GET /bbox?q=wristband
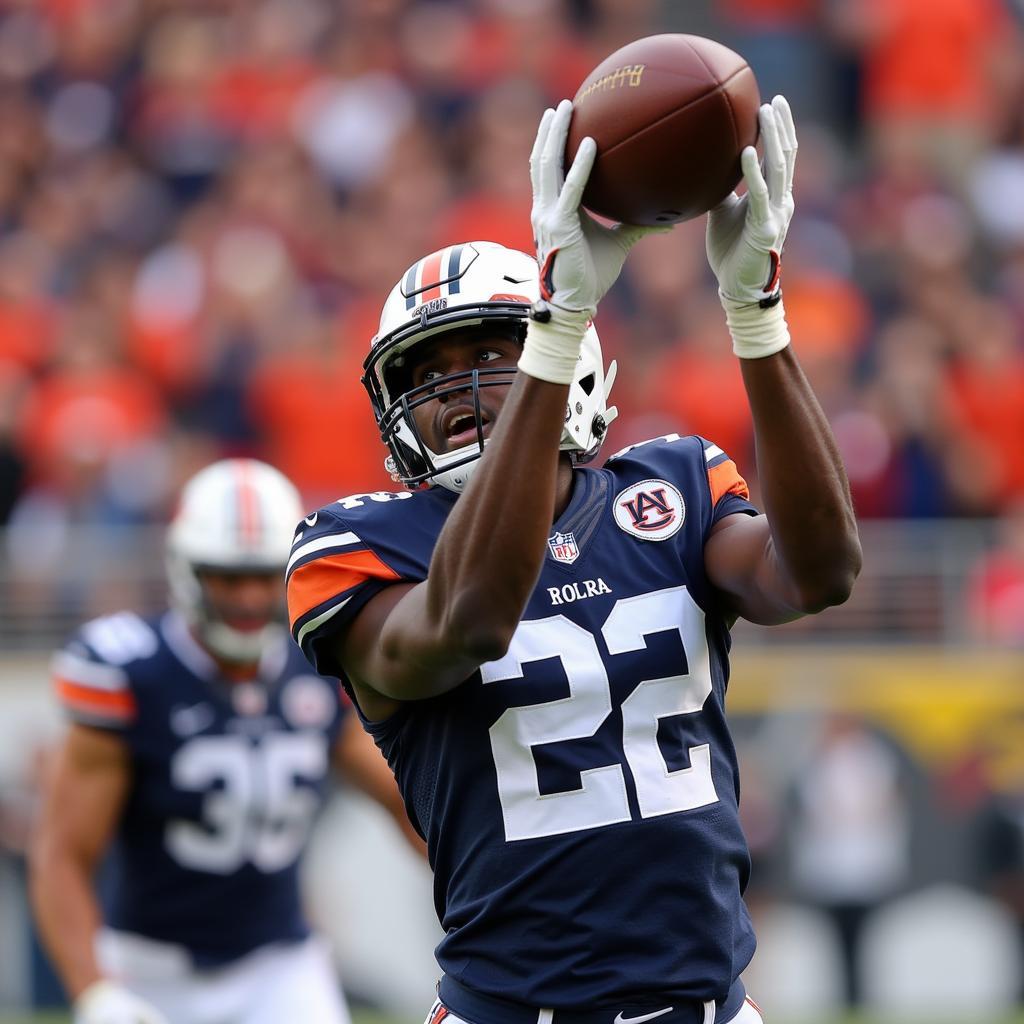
[721,293,791,360]
[518,305,590,384]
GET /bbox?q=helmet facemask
[364,241,619,494]
[369,317,523,492]
[166,459,303,665]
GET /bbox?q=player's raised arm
[702,96,862,623]
[325,100,662,710]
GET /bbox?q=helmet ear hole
[384,359,411,401]
[578,373,596,396]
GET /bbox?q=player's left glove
[705,94,797,359]
[73,979,169,1024]
[520,98,666,385]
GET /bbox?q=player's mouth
[440,404,492,451]
[217,612,273,632]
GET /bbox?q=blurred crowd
[3,5,1024,1013]
[0,0,1023,547]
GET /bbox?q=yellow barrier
[730,646,1024,786]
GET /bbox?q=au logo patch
[548,530,579,564]
[613,479,685,541]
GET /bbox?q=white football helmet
[165,459,303,664]
[363,240,618,492]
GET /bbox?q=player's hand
[530,98,663,319]
[706,94,797,308]
[74,979,169,1024]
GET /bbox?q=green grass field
[3,1013,1024,1024]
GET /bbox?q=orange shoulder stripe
[707,458,750,507]
[287,548,400,628]
[54,677,137,719]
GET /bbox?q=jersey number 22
[483,586,719,841]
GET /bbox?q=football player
[30,459,422,1024]
[287,97,861,1024]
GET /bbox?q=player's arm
[340,369,574,707]
[703,97,861,624]
[705,351,860,622]
[331,713,427,856]
[29,724,129,999]
[333,101,661,708]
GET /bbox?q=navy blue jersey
[53,611,347,965]
[287,435,759,1007]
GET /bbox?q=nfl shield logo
[548,531,579,564]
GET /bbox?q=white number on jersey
[482,587,718,842]
[335,491,414,510]
[166,733,327,873]
[81,613,159,666]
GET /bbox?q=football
[565,34,761,226]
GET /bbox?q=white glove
[74,979,169,1024]
[520,98,665,385]
[706,94,798,359]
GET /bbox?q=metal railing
[0,519,1011,653]
[735,518,1001,646]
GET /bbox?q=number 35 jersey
[288,434,759,1007]
[52,611,347,965]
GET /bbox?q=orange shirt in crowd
[462,16,594,102]
[211,60,320,137]
[0,300,55,373]
[946,357,1024,506]
[247,315,394,504]
[859,0,1012,119]
[435,194,535,258]
[781,274,869,359]
[18,367,166,473]
[647,346,753,466]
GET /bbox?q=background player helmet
[363,240,618,493]
[166,459,303,663]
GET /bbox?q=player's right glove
[520,98,666,385]
[74,979,169,1024]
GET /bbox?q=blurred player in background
[287,96,861,1024]
[29,459,420,1024]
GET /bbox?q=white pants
[722,999,764,1024]
[96,929,350,1024]
[424,995,765,1024]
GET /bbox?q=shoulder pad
[607,433,755,523]
[288,488,448,663]
[698,438,752,508]
[51,612,154,728]
[286,502,403,657]
[605,432,705,473]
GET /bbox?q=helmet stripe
[403,260,419,309]
[446,244,464,294]
[419,248,446,303]
[235,460,260,546]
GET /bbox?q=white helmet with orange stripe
[166,459,303,664]
[364,240,618,493]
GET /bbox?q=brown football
[565,34,761,226]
